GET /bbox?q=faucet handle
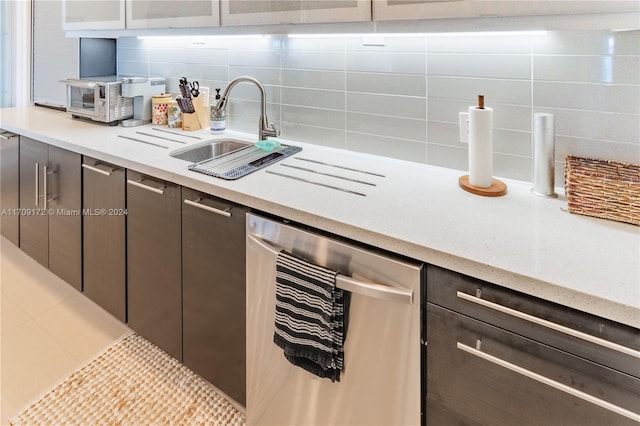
[267,122,280,137]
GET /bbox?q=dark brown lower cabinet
[426,265,640,426]
[182,187,247,406]
[18,137,81,290]
[0,130,20,246]
[82,157,126,321]
[48,145,82,290]
[19,138,49,266]
[126,170,182,360]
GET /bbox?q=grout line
[530,35,536,168]
[344,41,348,150]
[425,36,429,164]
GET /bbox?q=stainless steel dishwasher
[246,213,424,425]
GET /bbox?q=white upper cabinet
[63,0,125,30]
[61,0,639,32]
[126,0,219,29]
[373,0,640,21]
[221,0,371,26]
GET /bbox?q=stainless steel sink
[170,139,253,163]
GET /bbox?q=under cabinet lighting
[287,31,547,38]
[136,35,271,40]
[135,31,546,42]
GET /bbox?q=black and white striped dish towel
[273,250,347,382]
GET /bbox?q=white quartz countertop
[2,106,639,328]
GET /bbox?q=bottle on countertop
[210,88,226,134]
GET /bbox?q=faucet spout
[214,76,280,141]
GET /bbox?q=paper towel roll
[468,105,493,188]
[532,113,556,197]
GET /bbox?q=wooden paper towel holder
[460,95,507,197]
[459,175,507,197]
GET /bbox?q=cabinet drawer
[427,303,640,426]
[426,265,640,378]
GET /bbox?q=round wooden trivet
[458,175,507,197]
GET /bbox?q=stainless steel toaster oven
[62,76,133,125]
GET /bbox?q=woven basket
[564,155,640,226]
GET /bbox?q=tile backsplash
[118,31,640,186]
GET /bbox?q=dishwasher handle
[247,233,413,305]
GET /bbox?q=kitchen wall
[118,31,640,185]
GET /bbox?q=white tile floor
[0,236,131,425]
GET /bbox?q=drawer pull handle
[127,179,165,195]
[456,291,640,359]
[82,163,114,176]
[184,199,232,217]
[457,342,640,422]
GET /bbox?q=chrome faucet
[213,76,280,141]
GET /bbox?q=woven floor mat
[10,333,246,425]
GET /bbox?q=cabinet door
[373,0,472,21]
[221,0,371,26]
[83,157,126,322]
[127,171,182,360]
[19,138,49,267]
[426,303,640,425]
[373,0,640,21]
[48,146,82,291]
[126,0,219,29]
[182,187,247,405]
[0,131,20,246]
[63,0,125,30]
